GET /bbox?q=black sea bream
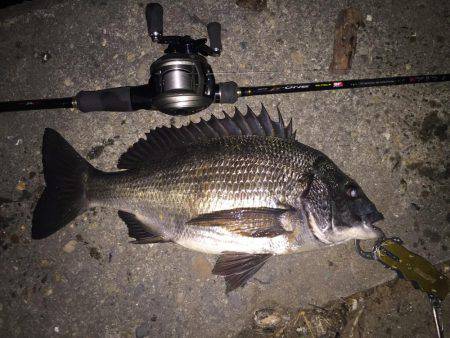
[32,106,383,292]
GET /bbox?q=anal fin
[212,252,272,293]
[118,210,170,244]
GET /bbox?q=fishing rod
[1,74,448,115]
[0,3,448,116]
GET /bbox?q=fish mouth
[359,222,382,240]
[303,203,385,244]
[358,211,384,240]
[329,207,385,243]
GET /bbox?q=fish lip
[361,213,385,239]
[361,222,383,239]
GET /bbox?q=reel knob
[146,3,164,41]
[207,22,222,55]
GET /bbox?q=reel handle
[146,3,163,41]
[207,22,222,55]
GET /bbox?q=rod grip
[146,3,163,40]
[76,87,133,112]
[207,22,222,54]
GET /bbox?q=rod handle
[146,3,163,41]
[207,22,222,54]
[76,86,143,113]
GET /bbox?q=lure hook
[354,226,386,260]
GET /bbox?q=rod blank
[238,74,450,97]
[0,97,74,113]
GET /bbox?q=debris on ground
[329,7,364,74]
[238,261,450,337]
[62,240,77,253]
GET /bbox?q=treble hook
[354,226,386,260]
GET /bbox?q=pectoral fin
[118,211,170,244]
[212,252,272,293]
[186,207,291,237]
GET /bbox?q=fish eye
[346,185,358,198]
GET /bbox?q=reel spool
[149,54,215,115]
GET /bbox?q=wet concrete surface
[0,0,448,337]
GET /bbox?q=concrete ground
[0,0,448,337]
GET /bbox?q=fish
[32,105,384,292]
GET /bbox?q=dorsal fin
[117,105,296,169]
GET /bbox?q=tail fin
[32,128,93,239]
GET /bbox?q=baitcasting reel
[0,3,448,115]
[142,3,238,114]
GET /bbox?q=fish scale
[88,137,313,222]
